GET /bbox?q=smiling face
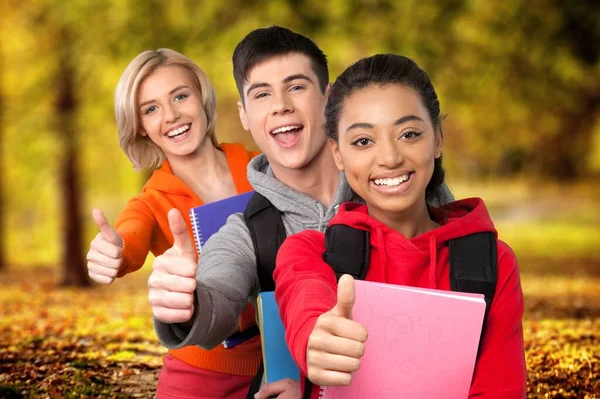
[137,65,208,159]
[331,84,442,222]
[237,53,329,174]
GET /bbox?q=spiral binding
[189,209,203,256]
[318,386,328,398]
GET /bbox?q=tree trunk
[0,50,5,271]
[0,40,8,270]
[57,27,89,287]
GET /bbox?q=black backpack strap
[243,192,286,293]
[243,193,287,398]
[322,225,370,281]
[245,362,264,399]
[449,232,497,321]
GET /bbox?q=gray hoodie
[154,154,454,349]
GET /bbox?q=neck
[370,198,438,239]
[270,145,340,207]
[167,138,229,192]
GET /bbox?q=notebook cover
[322,280,486,399]
[189,191,254,255]
[257,292,300,383]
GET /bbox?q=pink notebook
[321,280,486,399]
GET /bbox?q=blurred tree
[56,25,89,287]
[434,0,600,178]
[2,0,599,270]
[0,43,5,270]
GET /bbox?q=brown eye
[401,131,421,140]
[351,137,372,147]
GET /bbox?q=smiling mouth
[372,174,411,187]
[270,125,304,135]
[270,124,304,147]
[166,124,191,138]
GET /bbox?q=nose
[271,92,294,115]
[376,137,404,168]
[164,103,181,123]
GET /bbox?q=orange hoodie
[114,142,261,376]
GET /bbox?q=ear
[434,130,443,159]
[237,100,249,131]
[139,129,148,137]
[329,138,345,172]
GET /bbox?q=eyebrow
[245,73,314,97]
[139,85,190,109]
[345,115,425,133]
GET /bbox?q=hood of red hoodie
[328,198,497,288]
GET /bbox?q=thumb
[167,208,196,260]
[333,274,355,319]
[92,208,122,246]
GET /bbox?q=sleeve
[273,230,339,375]
[469,241,527,398]
[153,212,260,350]
[113,196,157,277]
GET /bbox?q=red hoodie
[274,198,526,398]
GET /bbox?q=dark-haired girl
[274,54,526,398]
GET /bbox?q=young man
[149,26,453,398]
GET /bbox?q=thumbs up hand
[148,208,198,324]
[306,274,368,387]
[86,209,125,285]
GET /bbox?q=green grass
[497,221,599,260]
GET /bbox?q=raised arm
[469,241,527,398]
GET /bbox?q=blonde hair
[115,48,218,170]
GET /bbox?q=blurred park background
[0,0,598,398]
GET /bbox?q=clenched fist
[86,209,124,284]
[306,274,368,387]
[148,208,198,324]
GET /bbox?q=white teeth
[166,124,190,137]
[271,125,302,134]
[373,175,409,187]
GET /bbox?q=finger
[308,351,361,374]
[152,305,194,324]
[90,235,123,259]
[148,268,196,293]
[167,208,196,260]
[255,378,295,398]
[152,254,197,279]
[87,247,122,267]
[88,271,115,285]
[309,331,366,358]
[308,368,353,387]
[87,260,120,278]
[333,274,355,319]
[92,209,122,246]
[148,288,195,310]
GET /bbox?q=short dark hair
[325,54,446,203]
[232,26,329,103]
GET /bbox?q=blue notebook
[257,292,300,383]
[189,191,255,255]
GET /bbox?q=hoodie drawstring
[375,227,390,283]
[428,234,438,289]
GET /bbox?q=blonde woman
[86,49,260,398]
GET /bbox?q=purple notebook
[189,191,254,255]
